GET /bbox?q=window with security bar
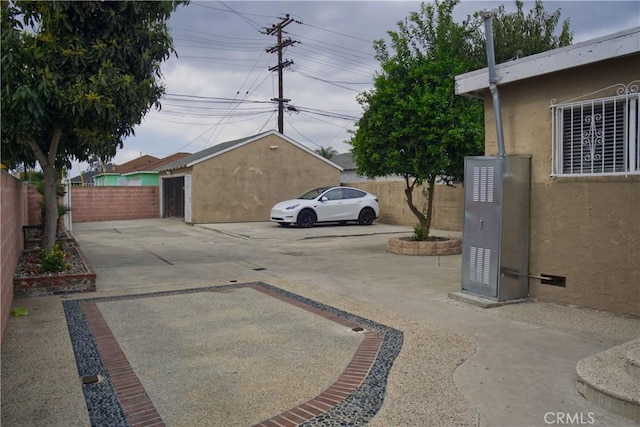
[551,82,639,176]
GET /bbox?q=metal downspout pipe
[483,12,506,157]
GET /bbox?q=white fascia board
[185,131,274,167]
[121,171,157,177]
[455,26,640,96]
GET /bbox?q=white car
[270,186,379,228]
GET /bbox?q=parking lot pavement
[2,219,638,427]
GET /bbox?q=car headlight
[285,204,299,210]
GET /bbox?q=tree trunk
[26,128,62,251]
[404,176,436,241]
[404,177,428,239]
[41,164,59,250]
[424,176,436,240]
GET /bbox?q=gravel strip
[260,277,479,426]
[63,282,409,426]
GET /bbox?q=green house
[89,153,191,186]
[121,171,161,186]
[93,173,124,186]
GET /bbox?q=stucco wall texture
[482,55,640,316]
[351,181,463,232]
[190,134,341,223]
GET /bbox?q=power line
[289,32,374,59]
[191,2,277,19]
[164,92,359,121]
[171,27,266,42]
[293,70,363,93]
[298,41,375,66]
[297,108,359,122]
[205,50,271,145]
[292,49,377,79]
[174,43,265,52]
[256,111,277,134]
[287,120,322,149]
[298,21,373,44]
[216,1,264,32]
[162,102,274,111]
[165,93,274,104]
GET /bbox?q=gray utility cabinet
[461,155,531,301]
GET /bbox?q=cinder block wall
[1,171,28,347]
[27,186,41,225]
[348,181,464,231]
[70,187,159,222]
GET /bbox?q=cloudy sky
[72,0,639,176]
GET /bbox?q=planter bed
[387,236,462,256]
[22,225,76,249]
[14,230,96,297]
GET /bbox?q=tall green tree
[350,0,572,240]
[350,0,484,240]
[314,146,339,160]
[1,1,187,250]
[466,0,572,65]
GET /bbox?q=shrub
[41,244,69,273]
[411,223,427,241]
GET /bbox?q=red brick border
[251,285,383,427]
[80,285,383,427]
[82,302,165,427]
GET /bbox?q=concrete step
[576,338,640,423]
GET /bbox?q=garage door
[163,176,185,218]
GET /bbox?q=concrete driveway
[2,219,638,426]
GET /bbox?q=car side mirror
[320,196,328,202]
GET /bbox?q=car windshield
[297,187,330,200]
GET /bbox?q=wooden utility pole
[264,14,298,134]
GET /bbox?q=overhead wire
[291,49,376,79]
[205,49,270,146]
[215,1,265,32]
[327,123,354,148]
[298,21,373,44]
[165,93,274,104]
[255,110,277,134]
[165,92,358,119]
[191,2,277,20]
[298,42,376,68]
[287,120,322,150]
[288,32,374,59]
[292,70,362,93]
[157,5,378,154]
[176,2,281,146]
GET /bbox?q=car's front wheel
[358,207,376,225]
[297,209,316,228]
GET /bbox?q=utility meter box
[461,155,531,301]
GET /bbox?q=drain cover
[352,327,364,332]
[82,375,100,384]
